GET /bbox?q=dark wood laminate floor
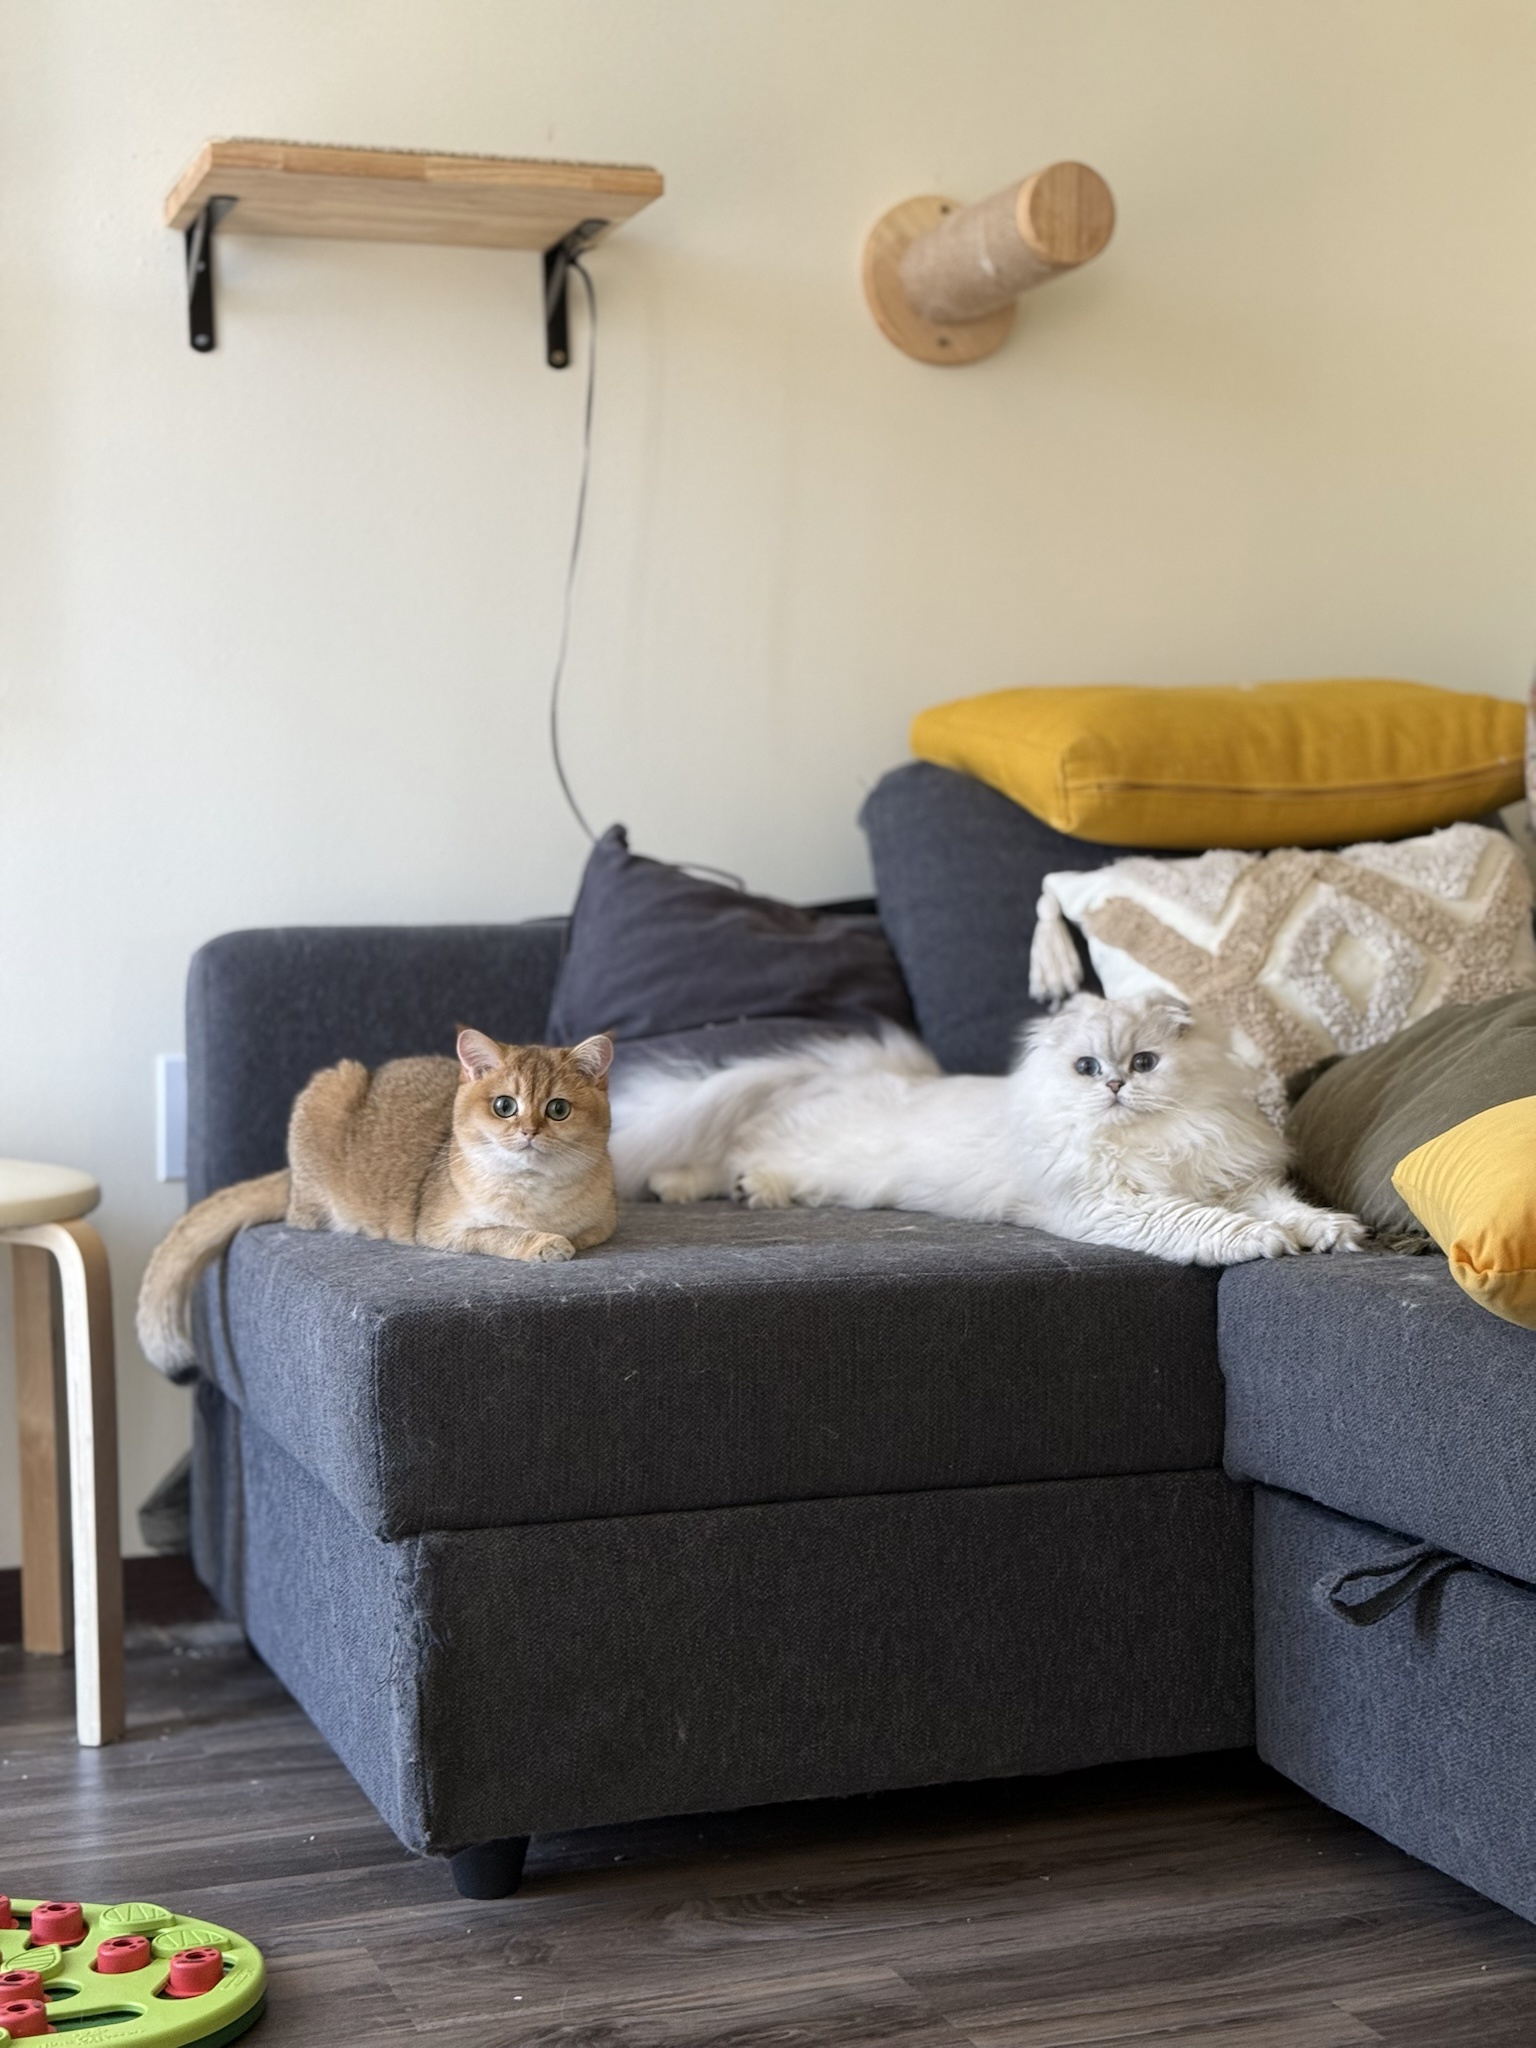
[5,1625,1536,2046]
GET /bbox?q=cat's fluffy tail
[136,1169,291,1379]
[609,1027,936,1201]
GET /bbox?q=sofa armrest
[186,922,567,1199]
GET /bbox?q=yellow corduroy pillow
[910,679,1527,849]
[1392,1096,1536,1329]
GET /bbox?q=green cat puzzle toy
[0,1897,264,2046]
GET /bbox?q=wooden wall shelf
[163,139,664,361]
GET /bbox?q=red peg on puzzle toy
[166,1947,223,1998]
[0,1898,14,1930]
[94,1934,151,1974]
[0,2003,48,2039]
[28,1901,84,1948]
[0,1977,41,2000]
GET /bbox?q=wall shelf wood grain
[163,139,664,360]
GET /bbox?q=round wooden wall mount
[861,195,1015,367]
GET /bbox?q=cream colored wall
[1,0,1533,1569]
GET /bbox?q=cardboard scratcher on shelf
[0,1898,265,2046]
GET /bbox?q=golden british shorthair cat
[137,1028,615,1376]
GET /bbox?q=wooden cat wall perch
[863,161,1114,365]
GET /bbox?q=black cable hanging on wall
[542,261,744,889]
[547,256,599,845]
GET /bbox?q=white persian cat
[610,993,1364,1266]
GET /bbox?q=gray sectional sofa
[183,766,1536,1913]
[186,919,1253,1898]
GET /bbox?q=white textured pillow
[1029,822,1536,1089]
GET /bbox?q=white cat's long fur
[610,994,1364,1265]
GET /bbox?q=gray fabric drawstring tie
[1323,1544,1470,1626]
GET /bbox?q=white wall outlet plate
[156,1052,187,1182]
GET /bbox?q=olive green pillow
[1287,989,1536,1235]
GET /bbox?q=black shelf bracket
[542,218,608,368]
[186,202,608,360]
[185,196,238,352]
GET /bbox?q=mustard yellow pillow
[910,679,1527,849]
[1392,1096,1536,1329]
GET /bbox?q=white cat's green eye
[545,1098,573,1121]
[1074,1057,1101,1076]
[1130,1051,1159,1073]
[491,1095,519,1118]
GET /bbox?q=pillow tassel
[1028,887,1083,1007]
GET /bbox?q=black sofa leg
[449,1836,530,1899]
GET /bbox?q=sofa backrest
[186,921,568,1199]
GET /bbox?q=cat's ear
[456,1028,505,1081]
[1061,992,1107,1016]
[1149,995,1194,1037]
[567,1034,614,1082]
[1017,1011,1067,1059]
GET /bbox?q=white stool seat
[0,1159,100,1229]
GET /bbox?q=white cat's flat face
[1021,993,1203,1122]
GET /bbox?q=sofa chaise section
[186,921,1256,1885]
[196,1383,1252,1856]
[195,1203,1232,1535]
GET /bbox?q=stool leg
[13,1245,71,1655]
[49,1221,125,1745]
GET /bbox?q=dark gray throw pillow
[859,762,1147,1074]
[1287,989,1536,1234]
[547,825,915,1046]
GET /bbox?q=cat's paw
[733,1167,794,1209]
[1293,1209,1368,1253]
[1223,1221,1301,1263]
[650,1167,719,1205]
[522,1232,576,1262]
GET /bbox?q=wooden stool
[2,1160,125,1745]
